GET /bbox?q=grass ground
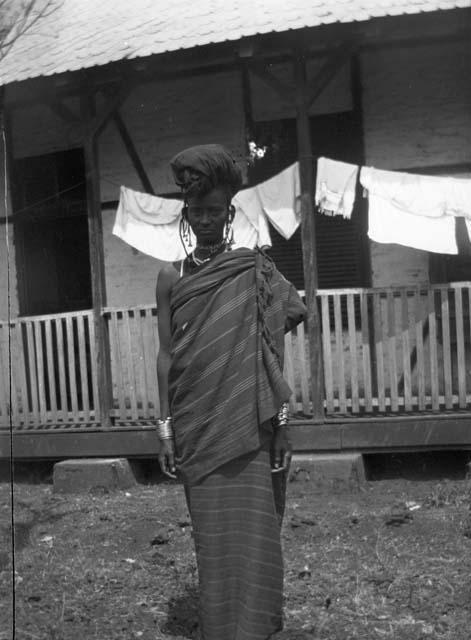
[1,463,471,640]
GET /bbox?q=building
[1,0,471,458]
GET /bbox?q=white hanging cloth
[315,157,359,219]
[113,163,302,261]
[359,167,468,255]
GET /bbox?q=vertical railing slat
[151,308,161,417]
[401,290,413,411]
[33,321,48,424]
[415,287,426,411]
[65,315,79,419]
[360,292,373,413]
[320,296,334,413]
[333,295,347,413]
[283,331,297,414]
[0,323,9,424]
[88,312,99,421]
[387,291,399,412]
[428,289,440,411]
[55,317,68,422]
[110,311,127,421]
[124,310,139,421]
[373,292,386,412]
[24,321,39,424]
[76,313,91,422]
[44,317,58,425]
[14,323,29,424]
[454,286,467,408]
[440,288,453,409]
[347,293,359,413]
[296,321,310,415]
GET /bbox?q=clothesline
[113,157,471,261]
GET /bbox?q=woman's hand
[158,438,177,479]
[270,427,292,474]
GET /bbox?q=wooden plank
[7,324,21,423]
[440,287,453,409]
[82,93,113,428]
[283,332,297,414]
[140,309,158,419]
[346,293,359,413]
[44,318,58,424]
[415,287,426,411]
[123,310,139,420]
[333,294,347,413]
[372,292,386,412]
[109,311,127,420]
[76,314,91,421]
[87,312,99,420]
[387,291,399,412]
[55,317,69,422]
[320,296,334,413]
[65,315,79,418]
[296,321,310,415]
[454,286,467,408]
[134,309,149,419]
[294,54,324,423]
[24,320,39,423]
[360,292,373,413]
[401,290,412,412]
[149,308,160,418]
[13,323,29,424]
[32,321,48,423]
[428,289,440,411]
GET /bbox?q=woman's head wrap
[170,144,242,199]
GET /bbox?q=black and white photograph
[1,1,471,638]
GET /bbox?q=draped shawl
[168,248,306,485]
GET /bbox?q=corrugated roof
[0,0,469,86]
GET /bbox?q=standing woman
[156,144,306,640]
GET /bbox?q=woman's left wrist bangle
[157,416,174,439]
[275,403,289,428]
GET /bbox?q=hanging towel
[315,157,359,219]
[113,186,192,261]
[360,168,458,255]
[255,162,301,239]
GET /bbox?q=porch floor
[2,412,471,460]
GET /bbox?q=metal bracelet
[157,416,174,440]
[275,402,290,428]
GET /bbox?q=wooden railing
[2,283,471,429]
[0,310,98,427]
[318,283,471,415]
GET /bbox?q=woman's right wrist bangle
[157,416,174,439]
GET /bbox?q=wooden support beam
[86,81,133,138]
[47,99,81,126]
[294,51,325,423]
[248,61,293,103]
[112,110,155,195]
[81,91,113,429]
[307,42,358,109]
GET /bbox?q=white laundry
[255,162,301,239]
[315,157,359,219]
[360,168,458,255]
[113,186,191,261]
[113,185,272,261]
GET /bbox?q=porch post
[294,51,325,422]
[81,92,113,428]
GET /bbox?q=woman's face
[186,186,230,246]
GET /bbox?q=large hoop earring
[180,205,192,248]
[224,205,235,249]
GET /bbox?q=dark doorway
[13,148,92,316]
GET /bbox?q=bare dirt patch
[1,473,471,639]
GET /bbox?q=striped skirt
[185,438,286,640]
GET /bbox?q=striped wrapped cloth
[186,430,286,640]
[169,248,305,486]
